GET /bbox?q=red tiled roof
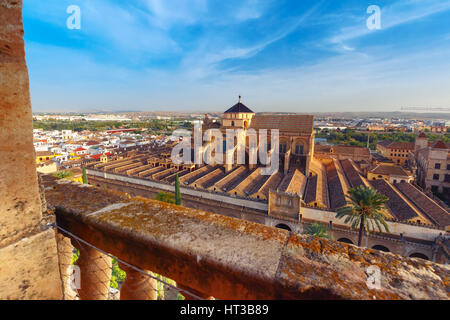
[377,140,391,148]
[304,175,317,204]
[325,161,346,209]
[340,159,364,188]
[370,164,411,177]
[370,180,418,221]
[73,147,86,152]
[431,140,448,150]
[250,115,314,134]
[89,152,113,160]
[86,140,100,146]
[332,145,370,157]
[378,141,414,150]
[396,182,450,227]
[418,132,427,138]
[89,154,102,160]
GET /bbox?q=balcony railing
[42,175,450,300]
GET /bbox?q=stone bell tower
[220,97,256,172]
[221,96,255,130]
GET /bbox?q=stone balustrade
[42,175,450,300]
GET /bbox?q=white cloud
[178,2,323,81]
[143,0,208,28]
[24,0,450,113]
[330,0,450,44]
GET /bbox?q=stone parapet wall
[43,175,450,300]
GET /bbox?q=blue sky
[23,0,450,113]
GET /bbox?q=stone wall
[0,0,63,299]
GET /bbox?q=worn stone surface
[0,229,63,299]
[0,1,63,299]
[44,175,450,300]
[277,234,449,299]
[0,0,43,247]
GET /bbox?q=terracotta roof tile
[418,132,427,138]
[370,180,418,221]
[377,140,414,150]
[431,140,448,150]
[250,115,314,134]
[396,182,450,227]
[371,164,411,177]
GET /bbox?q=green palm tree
[304,223,330,239]
[336,185,389,247]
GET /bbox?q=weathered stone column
[119,264,157,300]
[55,233,79,300]
[177,284,214,300]
[0,0,63,300]
[73,244,112,300]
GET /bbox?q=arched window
[372,245,390,252]
[409,253,429,260]
[337,238,353,244]
[231,121,235,126]
[295,144,304,155]
[275,224,292,231]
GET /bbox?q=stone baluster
[55,233,79,300]
[72,243,112,300]
[119,263,157,300]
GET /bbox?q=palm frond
[335,185,389,243]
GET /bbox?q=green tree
[155,191,175,204]
[54,171,73,180]
[304,223,330,239]
[110,259,126,289]
[82,167,88,184]
[336,185,389,247]
[175,174,181,206]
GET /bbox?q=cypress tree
[82,167,88,185]
[175,174,181,206]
